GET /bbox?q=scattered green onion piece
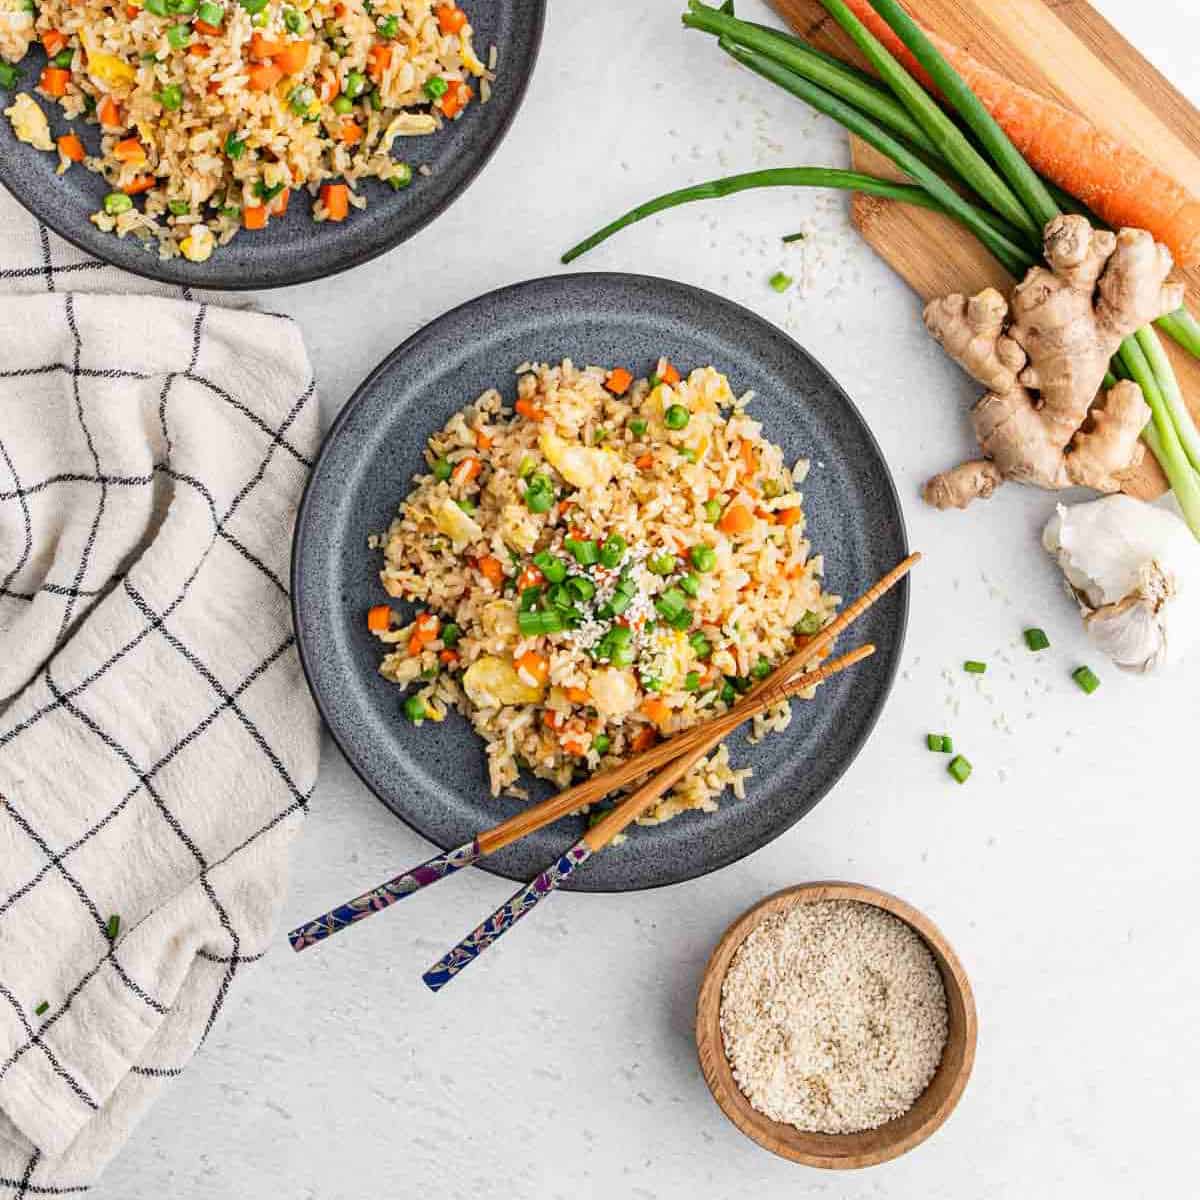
[431,456,452,481]
[219,203,240,218]
[224,132,245,159]
[689,543,717,573]
[455,497,476,515]
[654,587,688,621]
[158,84,184,110]
[146,0,168,14]
[926,733,944,752]
[440,622,460,648]
[238,0,267,12]
[282,5,304,31]
[720,680,736,705]
[942,735,954,754]
[769,271,793,292]
[0,63,22,89]
[167,22,191,47]
[1024,627,1050,652]
[947,755,972,784]
[678,447,697,463]
[518,609,564,636]
[567,576,596,603]
[196,0,223,21]
[51,48,74,67]
[402,694,426,724]
[167,199,190,215]
[532,551,567,583]
[566,538,599,566]
[525,482,554,514]
[1072,665,1101,695]
[678,573,700,598]
[703,498,721,523]
[106,914,121,941]
[684,671,701,692]
[517,456,536,479]
[599,534,626,568]
[752,656,771,679]
[519,586,541,613]
[664,404,690,430]
[35,1001,49,1016]
[963,660,987,675]
[794,610,822,636]
[688,631,711,660]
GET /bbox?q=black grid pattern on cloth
[0,225,318,1196]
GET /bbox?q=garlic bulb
[1042,494,1200,673]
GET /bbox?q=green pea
[690,544,717,573]
[332,94,353,114]
[703,499,722,523]
[238,0,267,12]
[648,552,675,576]
[282,6,305,32]
[224,132,246,159]
[423,76,448,101]
[157,84,184,110]
[343,69,367,99]
[592,734,611,755]
[431,456,452,480]
[402,694,426,724]
[0,63,19,89]
[752,656,771,679]
[103,192,133,216]
[167,23,191,47]
[684,672,701,692]
[167,199,190,215]
[628,417,647,437]
[387,163,413,190]
[376,13,398,36]
[664,404,689,430]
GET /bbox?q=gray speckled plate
[0,3,543,291]
[293,273,909,891]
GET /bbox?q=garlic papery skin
[1042,495,1200,673]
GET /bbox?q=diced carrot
[366,604,391,633]
[439,648,459,666]
[738,439,757,479]
[122,174,155,195]
[194,18,221,34]
[188,42,210,56]
[247,62,283,92]
[97,96,122,128]
[517,564,544,591]
[635,453,654,471]
[451,456,481,486]
[516,651,549,687]
[414,612,440,641]
[630,726,657,753]
[542,710,563,731]
[407,633,423,657]
[39,68,70,98]
[273,41,310,75]
[320,182,349,221]
[660,361,681,385]
[56,133,85,162]
[270,188,289,216]
[333,2,345,15]
[755,508,775,524]
[565,687,589,705]
[514,397,545,421]
[112,137,144,163]
[562,734,590,757]
[436,3,467,34]
[474,428,493,450]
[776,506,802,527]
[477,555,504,588]
[249,32,285,59]
[206,81,222,95]
[367,42,392,80]
[243,204,269,230]
[125,5,139,17]
[42,30,67,56]
[605,368,632,396]
[335,120,363,146]
[717,502,755,536]
[640,697,670,726]
[439,81,471,119]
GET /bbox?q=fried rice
[370,359,840,828]
[0,0,491,260]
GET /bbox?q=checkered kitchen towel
[0,193,321,1194]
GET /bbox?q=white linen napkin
[0,191,322,1193]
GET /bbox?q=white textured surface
[96,1,1200,1195]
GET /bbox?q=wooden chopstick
[421,645,877,991]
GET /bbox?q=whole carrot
[840,0,1200,268]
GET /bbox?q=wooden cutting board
[769,0,1200,499]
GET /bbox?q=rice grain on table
[371,359,840,827]
[720,900,948,1134]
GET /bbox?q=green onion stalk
[562,0,1200,535]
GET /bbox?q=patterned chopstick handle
[422,840,592,992]
[288,839,482,952]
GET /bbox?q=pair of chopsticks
[288,552,919,989]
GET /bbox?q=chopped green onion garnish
[197,0,223,21]
[158,84,184,110]
[103,192,133,216]
[781,231,806,243]
[795,610,822,636]
[51,48,74,67]
[106,914,121,941]
[678,573,699,598]
[689,543,716,573]
[282,5,304,31]
[688,631,711,660]
[224,132,245,159]
[167,22,191,47]
[167,199,190,215]
[424,76,448,100]
[664,404,690,430]
[1024,627,1050,652]
[720,680,736,705]
[146,0,169,14]
[403,694,426,724]
[431,456,452,481]
[684,671,701,691]
[769,271,793,292]
[628,417,647,437]
[440,622,460,648]
[532,551,567,583]
[525,481,554,514]
[519,586,541,613]
[963,660,987,675]
[703,498,721,523]
[654,587,688,622]
[1072,665,1100,695]
[752,656,771,679]
[947,755,972,784]
[238,0,267,12]
[567,576,596,603]
[0,63,20,89]
[455,497,476,515]
[927,733,943,752]
[518,609,565,636]
[566,538,599,566]
[599,534,626,568]
[517,456,536,479]
[678,447,697,463]
[34,1001,49,1016]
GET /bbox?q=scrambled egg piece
[81,31,136,87]
[459,30,486,77]
[432,495,482,551]
[463,656,544,708]
[538,430,616,490]
[5,92,52,151]
[180,225,214,263]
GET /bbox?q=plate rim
[0,1,546,292]
[291,270,910,892]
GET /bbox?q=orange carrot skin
[840,0,1200,267]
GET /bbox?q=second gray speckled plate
[292,273,909,891]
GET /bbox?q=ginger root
[923,215,1185,510]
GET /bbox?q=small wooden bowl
[696,881,977,1169]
